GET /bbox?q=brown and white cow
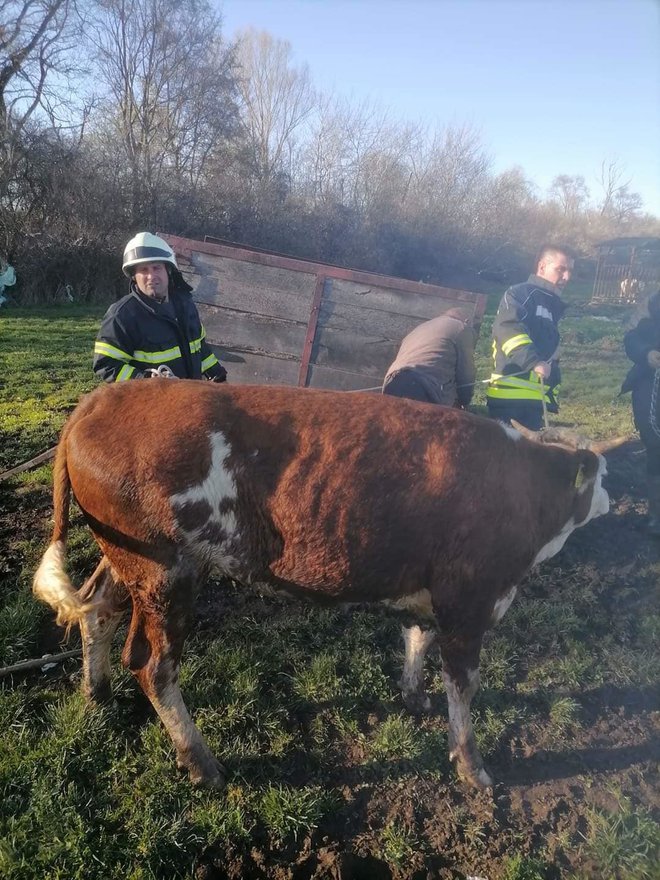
[33,381,621,789]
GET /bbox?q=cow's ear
[574,451,599,489]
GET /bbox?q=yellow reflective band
[487,372,552,403]
[202,353,219,371]
[116,364,136,382]
[490,373,542,392]
[189,335,203,354]
[486,386,544,401]
[502,333,533,356]
[94,341,132,362]
[132,345,182,364]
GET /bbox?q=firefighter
[486,244,575,430]
[93,232,227,383]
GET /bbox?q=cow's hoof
[84,682,114,705]
[460,765,494,790]
[449,746,493,790]
[178,752,227,789]
[401,688,432,714]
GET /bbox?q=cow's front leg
[79,559,126,704]
[439,637,492,789]
[122,593,226,789]
[399,624,436,713]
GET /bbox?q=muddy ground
[2,441,658,879]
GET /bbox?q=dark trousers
[487,401,544,431]
[383,369,434,404]
[632,380,660,476]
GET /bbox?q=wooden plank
[316,297,467,341]
[199,304,306,357]
[312,325,398,376]
[0,447,56,481]
[306,363,383,392]
[190,253,317,323]
[324,277,478,321]
[207,344,300,386]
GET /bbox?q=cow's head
[511,421,629,530]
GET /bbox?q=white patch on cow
[443,668,475,757]
[443,666,491,785]
[588,455,610,520]
[382,588,434,619]
[400,624,436,701]
[533,455,609,567]
[499,422,522,442]
[491,585,517,624]
[171,431,239,559]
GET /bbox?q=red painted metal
[298,274,327,387]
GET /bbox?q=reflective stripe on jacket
[487,277,565,407]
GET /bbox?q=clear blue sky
[219,0,660,215]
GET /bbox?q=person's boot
[647,475,660,537]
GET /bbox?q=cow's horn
[509,420,538,441]
[589,435,630,455]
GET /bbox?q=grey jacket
[383,312,476,406]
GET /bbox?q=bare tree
[549,174,590,218]
[87,0,239,225]
[235,28,317,187]
[0,0,86,252]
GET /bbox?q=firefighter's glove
[206,365,228,383]
[533,361,551,380]
[647,350,660,369]
[143,365,177,379]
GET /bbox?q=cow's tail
[32,428,86,626]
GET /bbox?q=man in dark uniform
[487,244,575,430]
[622,289,660,536]
[93,232,227,383]
[382,308,476,408]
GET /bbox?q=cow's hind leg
[399,624,436,713]
[439,635,492,790]
[121,565,226,789]
[78,558,127,703]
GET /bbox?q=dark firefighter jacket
[487,274,567,412]
[93,276,226,383]
[621,313,660,395]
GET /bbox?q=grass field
[0,304,658,880]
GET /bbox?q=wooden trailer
[163,235,488,391]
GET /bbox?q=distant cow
[620,278,645,300]
[33,382,623,789]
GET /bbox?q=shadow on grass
[496,736,660,787]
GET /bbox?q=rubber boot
[647,475,660,538]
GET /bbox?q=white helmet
[122,232,178,276]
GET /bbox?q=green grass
[579,793,660,880]
[1,304,657,878]
[0,306,104,469]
